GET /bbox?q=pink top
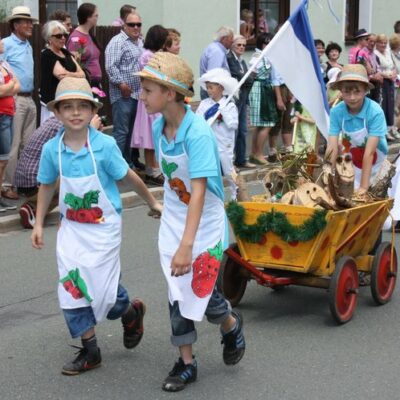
[67,30,102,82]
[348,46,362,64]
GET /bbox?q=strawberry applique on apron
[340,119,385,188]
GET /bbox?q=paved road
[1,204,400,400]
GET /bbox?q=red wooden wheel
[329,256,359,324]
[217,244,248,307]
[371,242,397,305]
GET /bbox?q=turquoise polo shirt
[38,126,129,214]
[153,106,229,248]
[329,97,388,155]
[153,106,225,202]
[2,33,34,93]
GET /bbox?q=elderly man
[199,26,234,99]
[105,11,143,168]
[2,6,37,200]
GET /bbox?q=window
[39,0,78,24]
[345,0,359,42]
[240,0,290,44]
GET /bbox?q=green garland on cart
[226,201,327,244]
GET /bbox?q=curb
[0,169,259,234]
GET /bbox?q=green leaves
[226,201,327,243]
[64,190,100,210]
[208,241,223,261]
[161,158,178,180]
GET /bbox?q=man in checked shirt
[105,10,144,169]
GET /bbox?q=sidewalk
[2,141,400,234]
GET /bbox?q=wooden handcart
[221,199,397,324]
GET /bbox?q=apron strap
[58,128,98,176]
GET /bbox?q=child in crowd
[197,68,239,200]
[326,64,388,197]
[290,101,317,153]
[31,77,162,375]
[163,28,181,55]
[137,52,245,392]
[326,67,342,107]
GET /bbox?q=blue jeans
[234,94,249,166]
[0,114,13,160]
[112,97,138,164]
[169,286,231,346]
[63,284,130,338]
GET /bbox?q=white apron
[158,138,225,321]
[340,119,385,189]
[56,130,121,321]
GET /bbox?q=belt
[17,92,32,97]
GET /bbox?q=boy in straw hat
[326,64,388,199]
[137,52,245,392]
[197,67,239,200]
[31,77,162,375]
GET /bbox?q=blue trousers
[112,97,138,164]
[63,284,130,338]
[169,286,231,346]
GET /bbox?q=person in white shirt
[197,68,239,200]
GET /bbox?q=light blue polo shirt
[2,33,34,93]
[38,126,129,214]
[329,97,388,155]
[153,106,225,202]
[153,106,229,248]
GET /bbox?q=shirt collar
[11,32,27,43]
[56,126,104,152]
[343,98,369,121]
[160,105,194,147]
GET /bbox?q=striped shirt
[105,30,143,104]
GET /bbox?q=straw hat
[47,77,103,112]
[136,52,194,97]
[198,68,239,96]
[326,67,342,87]
[330,64,374,90]
[6,6,38,23]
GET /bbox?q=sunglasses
[236,43,246,47]
[52,33,68,39]
[126,22,142,28]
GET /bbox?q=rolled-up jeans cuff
[206,301,232,325]
[170,329,197,347]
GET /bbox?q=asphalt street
[1,202,400,400]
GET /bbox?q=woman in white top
[374,34,397,138]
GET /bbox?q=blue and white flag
[212,0,330,138]
[265,0,330,137]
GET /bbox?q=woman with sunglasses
[67,2,101,87]
[40,20,85,123]
[227,35,255,168]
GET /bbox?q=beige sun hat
[198,68,239,96]
[6,6,38,23]
[47,77,103,112]
[136,52,194,97]
[331,64,374,90]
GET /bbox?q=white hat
[198,68,238,96]
[327,67,342,87]
[6,6,38,23]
